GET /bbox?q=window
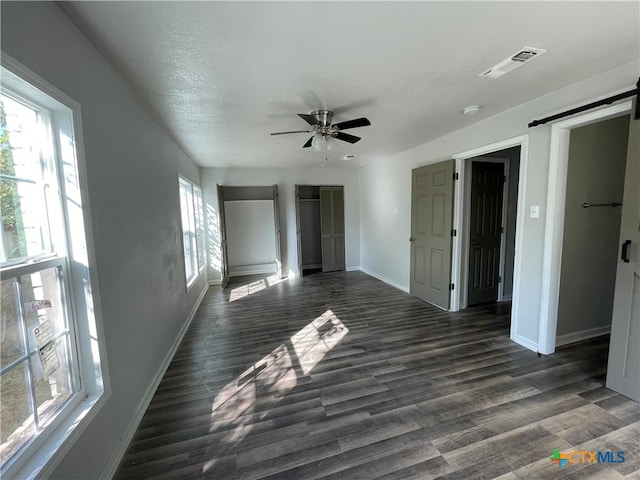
[178,177,205,287]
[0,58,105,478]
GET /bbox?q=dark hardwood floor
[114,271,640,479]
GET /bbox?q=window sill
[6,389,109,480]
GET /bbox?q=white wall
[202,167,360,280]
[359,61,638,349]
[1,3,207,478]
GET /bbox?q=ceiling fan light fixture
[311,133,324,151]
[325,135,337,151]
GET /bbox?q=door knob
[409,237,415,242]
[471,240,478,245]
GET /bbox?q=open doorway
[450,136,528,346]
[538,98,638,401]
[538,100,634,354]
[459,147,521,309]
[216,185,282,288]
[295,185,345,276]
[555,115,629,346]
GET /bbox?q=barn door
[606,104,640,401]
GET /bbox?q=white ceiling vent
[479,46,546,79]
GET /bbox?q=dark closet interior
[297,186,323,275]
[296,185,345,276]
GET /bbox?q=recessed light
[463,105,480,115]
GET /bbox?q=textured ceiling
[63,1,639,168]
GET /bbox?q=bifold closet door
[320,186,345,272]
[273,185,282,278]
[216,184,230,288]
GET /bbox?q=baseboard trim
[359,267,410,293]
[346,266,361,272]
[209,280,221,286]
[98,283,209,479]
[512,333,539,353]
[229,263,276,277]
[556,325,611,347]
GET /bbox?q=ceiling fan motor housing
[313,110,334,128]
[312,110,337,137]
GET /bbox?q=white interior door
[606,103,640,402]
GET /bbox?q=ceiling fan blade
[302,137,313,148]
[270,130,311,136]
[334,132,361,144]
[298,113,318,126]
[332,117,371,130]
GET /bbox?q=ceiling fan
[270,110,371,150]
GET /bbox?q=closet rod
[528,78,640,128]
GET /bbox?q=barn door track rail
[529,77,640,128]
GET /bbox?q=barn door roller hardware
[528,77,640,128]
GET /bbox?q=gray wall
[202,167,360,281]
[358,61,637,348]
[1,3,208,478]
[556,115,629,337]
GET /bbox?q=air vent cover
[480,46,546,79]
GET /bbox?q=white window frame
[178,176,205,289]
[1,54,109,479]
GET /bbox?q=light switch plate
[530,205,540,218]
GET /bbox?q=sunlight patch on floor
[229,274,288,302]
[202,310,348,474]
[202,344,297,473]
[291,310,349,375]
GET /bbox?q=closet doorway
[216,185,282,287]
[295,185,345,276]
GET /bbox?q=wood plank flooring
[114,271,640,479]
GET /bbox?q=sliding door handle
[621,240,631,263]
